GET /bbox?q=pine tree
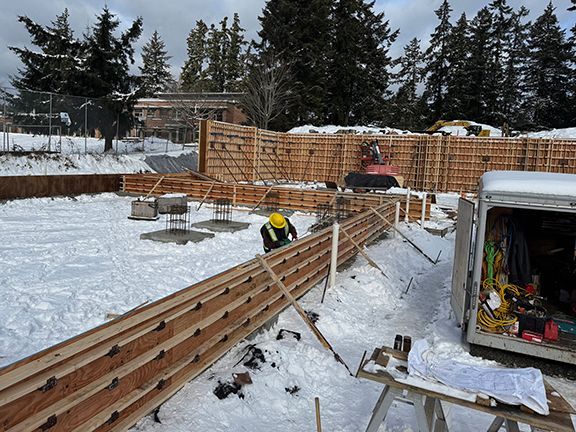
[82,6,143,151]
[224,13,247,92]
[463,7,494,123]
[525,2,572,128]
[486,0,513,123]
[444,13,470,120]
[180,20,208,91]
[257,0,332,128]
[10,9,84,94]
[502,7,531,126]
[140,31,173,96]
[423,0,452,121]
[328,0,398,126]
[204,19,228,92]
[391,38,426,130]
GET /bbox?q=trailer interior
[477,206,576,352]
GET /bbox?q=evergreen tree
[140,30,173,96]
[390,38,426,130]
[10,9,84,95]
[423,0,452,121]
[180,20,208,91]
[257,0,332,128]
[328,0,398,126]
[224,13,247,92]
[204,18,229,92]
[82,6,143,151]
[444,13,470,120]
[463,7,494,123]
[486,0,513,123]
[525,2,572,128]
[502,7,531,126]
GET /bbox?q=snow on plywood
[481,170,576,198]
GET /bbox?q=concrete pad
[191,220,250,233]
[140,229,214,245]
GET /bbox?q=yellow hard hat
[269,212,287,229]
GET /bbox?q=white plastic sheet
[408,339,549,415]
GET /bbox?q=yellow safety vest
[265,222,289,242]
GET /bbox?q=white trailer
[451,171,576,365]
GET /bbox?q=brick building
[132,92,247,143]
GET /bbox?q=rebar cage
[212,199,232,224]
[165,204,190,233]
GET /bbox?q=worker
[260,212,298,253]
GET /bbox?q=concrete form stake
[405,188,411,222]
[329,222,339,289]
[315,397,322,432]
[420,192,427,229]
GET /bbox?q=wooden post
[394,202,401,239]
[340,228,389,279]
[256,255,353,374]
[197,181,216,211]
[315,397,322,432]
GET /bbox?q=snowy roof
[480,171,576,199]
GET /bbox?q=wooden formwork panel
[122,174,431,221]
[199,121,576,193]
[0,200,395,432]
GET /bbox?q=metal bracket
[155,350,166,361]
[38,376,58,392]
[39,415,57,431]
[154,321,166,332]
[107,377,119,390]
[106,344,121,358]
[156,379,167,390]
[106,411,120,425]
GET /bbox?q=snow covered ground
[0,194,315,366]
[524,127,576,139]
[1,192,573,431]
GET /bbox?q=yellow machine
[426,120,491,137]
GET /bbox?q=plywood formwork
[122,173,431,221]
[0,201,396,432]
[199,121,576,193]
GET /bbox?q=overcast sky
[0,0,573,89]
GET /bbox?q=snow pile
[288,124,410,135]
[0,152,153,176]
[523,127,576,139]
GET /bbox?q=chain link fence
[0,87,187,155]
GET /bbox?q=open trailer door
[451,198,475,328]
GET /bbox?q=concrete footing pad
[140,229,214,245]
[191,220,250,233]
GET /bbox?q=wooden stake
[369,208,436,264]
[340,228,389,279]
[256,255,353,375]
[196,181,216,211]
[250,185,274,213]
[143,176,165,200]
[315,397,322,432]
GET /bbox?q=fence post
[394,201,401,238]
[84,98,88,154]
[48,92,53,151]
